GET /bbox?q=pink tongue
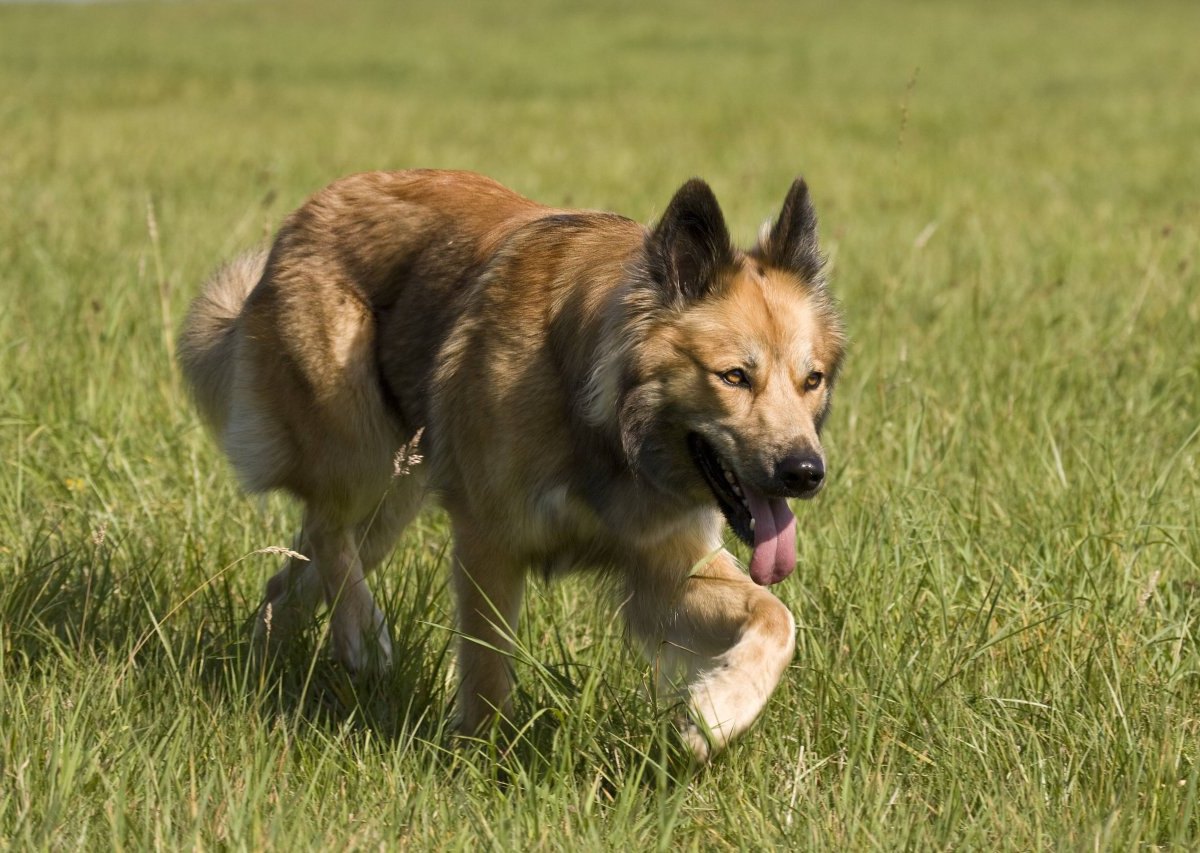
[743,487,797,585]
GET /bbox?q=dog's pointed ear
[647,179,735,303]
[758,177,824,281]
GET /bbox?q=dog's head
[602,178,846,584]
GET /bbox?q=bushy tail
[177,250,268,434]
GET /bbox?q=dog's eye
[719,368,751,389]
[804,371,824,391]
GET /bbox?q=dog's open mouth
[688,433,754,546]
[688,434,798,586]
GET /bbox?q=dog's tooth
[749,518,756,531]
[724,470,735,484]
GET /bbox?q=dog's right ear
[646,179,735,304]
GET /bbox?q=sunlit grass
[1,0,1198,848]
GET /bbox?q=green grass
[2,0,1199,848]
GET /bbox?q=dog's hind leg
[255,509,390,673]
[255,531,324,653]
[255,460,425,671]
[297,507,392,674]
[625,547,796,763]
[354,472,428,579]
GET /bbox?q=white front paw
[680,720,714,764]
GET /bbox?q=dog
[178,170,845,760]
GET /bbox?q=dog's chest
[518,480,718,575]
[517,482,622,572]
[528,484,599,543]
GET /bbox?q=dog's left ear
[757,177,824,282]
[647,179,735,304]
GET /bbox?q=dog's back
[178,170,550,504]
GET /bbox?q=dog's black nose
[776,454,824,495]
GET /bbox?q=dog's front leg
[628,550,796,762]
[452,526,526,733]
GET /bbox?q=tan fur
[179,169,845,760]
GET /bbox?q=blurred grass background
[1,0,1198,848]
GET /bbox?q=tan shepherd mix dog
[179,170,845,761]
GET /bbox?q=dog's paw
[677,715,719,765]
[332,604,393,676]
[252,597,313,663]
[681,725,711,764]
[253,566,323,654]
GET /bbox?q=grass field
[2,0,1199,848]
